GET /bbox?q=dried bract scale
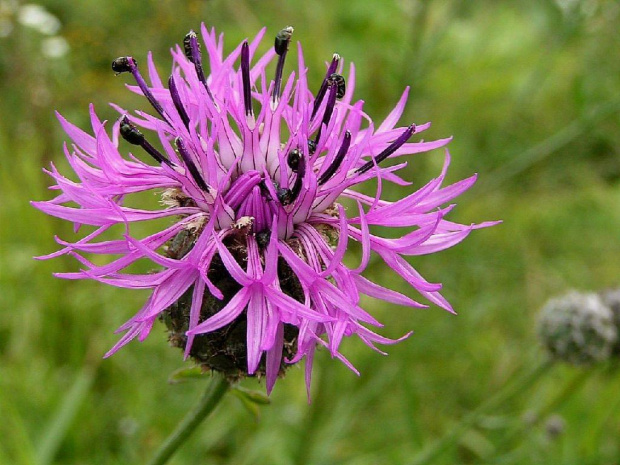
[33,25,497,395]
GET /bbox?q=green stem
[482,367,592,463]
[147,375,230,465]
[410,359,554,465]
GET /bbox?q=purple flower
[33,26,497,394]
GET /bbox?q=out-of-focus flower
[544,414,566,440]
[33,26,496,394]
[599,288,620,355]
[41,36,69,59]
[538,290,617,365]
[17,3,60,35]
[1,3,69,58]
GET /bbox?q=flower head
[33,26,496,394]
[538,291,618,365]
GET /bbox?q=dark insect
[112,56,133,74]
[119,117,144,145]
[255,230,271,249]
[328,73,346,99]
[274,26,294,56]
[307,139,317,155]
[276,187,293,206]
[258,179,273,201]
[287,148,301,172]
[183,31,197,62]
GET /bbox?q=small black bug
[328,73,346,99]
[277,187,293,206]
[119,118,144,145]
[274,26,294,56]
[112,57,133,74]
[287,149,302,172]
[255,230,271,248]
[183,31,197,62]
[307,139,317,155]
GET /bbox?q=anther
[183,30,216,103]
[318,131,351,185]
[183,31,196,62]
[273,26,294,103]
[356,124,416,175]
[312,80,338,149]
[241,41,253,117]
[175,137,211,193]
[311,54,340,120]
[168,75,190,129]
[119,116,172,167]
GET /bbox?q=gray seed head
[599,288,620,355]
[537,291,617,365]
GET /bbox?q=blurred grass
[1,0,620,464]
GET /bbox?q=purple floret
[33,25,498,395]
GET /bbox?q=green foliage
[1,0,620,463]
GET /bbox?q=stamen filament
[355,124,416,175]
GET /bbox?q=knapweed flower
[538,291,617,365]
[33,25,496,394]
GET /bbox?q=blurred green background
[1,0,620,463]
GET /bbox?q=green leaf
[230,386,271,419]
[231,386,271,405]
[37,368,95,465]
[0,385,37,465]
[168,366,206,384]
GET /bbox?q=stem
[481,367,593,463]
[410,359,554,465]
[147,375,230,465]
